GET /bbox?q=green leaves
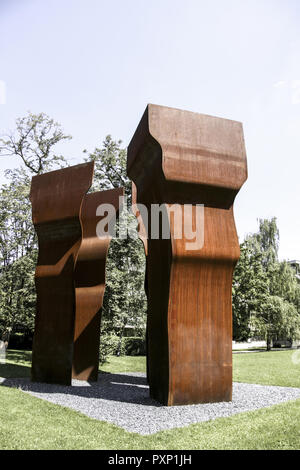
[101,227,147,361]
[0,111,71,175]
[84,136,147,361]
[84,135,131,197]
[0,111,71,343]
[0,114,147,354]
[233,218,300,347]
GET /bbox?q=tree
[0,112,71,175]
[232,237,268,341]
[0,114,147,357]
[84,135,131,196]
[0,112,72,345]
[102,221,147,356]
[255,217,279,267]
[0,179,37,344]
[233,218,300,349]
[0,252,36,345]
[269,260,300,307]
[250,295,300,350]
[84,136,147,360]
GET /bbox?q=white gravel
[1,372,300,435]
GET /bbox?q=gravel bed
[1,372,300,435]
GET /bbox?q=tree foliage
[1,112,298,357]
[0,112,71,175]
[0,112,71,343]
[0,115,147,360]
[84,135,131,196]
[84,136,147,360]
[233,218,300,349]
[232,238,268,341]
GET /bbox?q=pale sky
[0,0,299,260]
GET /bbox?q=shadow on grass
[0,362,31,378]
[0,372,159,406]
[0,349,32,378]
[7,349,32,360]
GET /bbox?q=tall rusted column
[31,162,123,385]
[132,182,149,380]
[30,163,94,385]
[127,104,247,405]
[72,187,124,381]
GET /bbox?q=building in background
[288,260,300,281]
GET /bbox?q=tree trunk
[266,335,272,351]
[1,330,9,349]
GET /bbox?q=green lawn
[1,348,300,388]
[100,355,146,374]
[1,349,300,450]
[0,350,146,378]
[0,384,299,450]
[0,349,32,378]
[233,349,300,388]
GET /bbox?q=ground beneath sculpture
[1,372,300,435]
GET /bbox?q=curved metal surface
[131,182,148,255]
[30,162,124,385]
[132,182,149,381]
[30,162,94,385]
[127,104,247,405]
[72,187,124,381]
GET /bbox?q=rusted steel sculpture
[132,182,149,380]
[73,187,124,381]
[30,162,94,385]
[132,182,148,256]
[127,104,247,405]
[30,162,122,385]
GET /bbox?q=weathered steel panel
[72,187,124,381]
[127,104,247,405]
[30,162,94,385]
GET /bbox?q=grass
[0,349,32,378]
[233,349,300,388]
[1,348,300,449]
[100,355,146,374]
[1,348,300,388]
[0,384,299,450]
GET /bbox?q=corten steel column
[72,187,124,381]
[132,182,149,380]
[132,182,148,256]
[30,162,94,385]
[127,104,247,405]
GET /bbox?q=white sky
[0,0,299,260]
